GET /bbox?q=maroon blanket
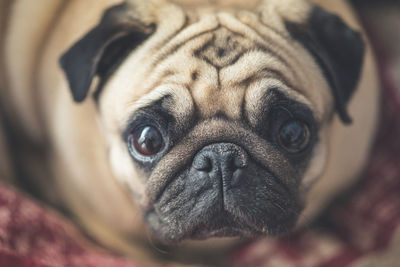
[1,18,399,267]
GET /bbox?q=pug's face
[60,0,364,243]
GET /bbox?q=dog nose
[192,143,248,187]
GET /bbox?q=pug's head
[59,0,365,243]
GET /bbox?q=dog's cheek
[107,135,148,202]
[147,168,220,242]
[299,133,329,194]
[296,124,331,226]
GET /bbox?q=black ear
[59,3,154,102]
[285,6,365,124]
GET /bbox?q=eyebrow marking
[191,71,198,81]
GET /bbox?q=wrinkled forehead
[100,3,331,130]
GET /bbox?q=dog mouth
[188,211,263,240]
[144,159,301,243]
[145,200,265,243]
[145,188,299,243]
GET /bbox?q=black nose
[192,143,248,187]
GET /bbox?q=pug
[0,0,380,265]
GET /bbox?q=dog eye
[278,120,310,153]
[128,126,164,157]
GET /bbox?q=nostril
[233,155,247,169]
[193,154,213,172]
[226,154,247,172]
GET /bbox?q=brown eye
[278,120,310,153]
[129,126,164,157]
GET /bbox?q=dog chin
[145,204,299,243]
